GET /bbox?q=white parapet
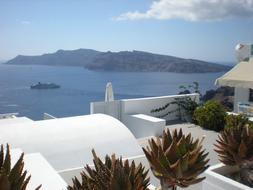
[120,93,199,121]
[91,93,199,121]
[24,153,68,189]
[203,163,252,190]
[10,149,67,190]
[90,93,199,138]
[122,114,165,138]
[43,113,57,120]
[0,112,19,119]
[0,117,33,126]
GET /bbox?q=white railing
[0,113,19,119]
[238,102,253,116]
[43,113,57,120]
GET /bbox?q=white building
[0,114,145,189]
[0,92,199,189]
[216,44,253,114]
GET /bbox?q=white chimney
[235,43,253,62]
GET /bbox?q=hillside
[5,49,231,73]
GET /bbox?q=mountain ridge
[5,49,232,73]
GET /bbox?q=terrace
[0,92,221,190]
[0,44,252,190]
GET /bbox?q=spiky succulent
[68,149,150,190]
[143,128,209,189]
[0,144,41,190]
[215,125,253,187]
[215,125,253,166]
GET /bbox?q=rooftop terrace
[0,91,247,189]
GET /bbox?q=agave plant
[0,144,41,190]
[68,149,150,190]
[215,124,253,187]
[143,128,209,190]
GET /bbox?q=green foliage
[0,144,41,190]
[225,114,253,129]
[151,96,199,122]
[143,129,209,189]
[172,97,199,121]
[151,82,200,122]
[68,149,150,190]
[193,100,227,131]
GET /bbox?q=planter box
[203,163,252,190]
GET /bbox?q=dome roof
[0,114,143,171]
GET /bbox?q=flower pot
[203,163,252,190]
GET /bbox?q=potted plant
[0,144,41,190]
[203,124,253,189]
[143,128,209,190]
[68,149,151,190]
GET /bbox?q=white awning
[215,58,253,88]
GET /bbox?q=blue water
[0,64,224,120]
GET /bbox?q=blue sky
[1,0,253,63]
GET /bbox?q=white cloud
[21,21,31,25]
[117,0,253,21]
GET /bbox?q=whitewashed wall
[121,114,165,138]
[234,87,249,112]
[203,163,252,190]
[90,94,199,138]
[90,101,121,119]
[91,93,199,121]
[120,94,199,121]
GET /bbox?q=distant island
[5,49,232,73]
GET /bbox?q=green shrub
[193,100,227,131]
[151,96,199,122]
[225,114,249,128]
[225,114,253,130]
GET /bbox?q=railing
[0,113,19,119]
[238,102,253,116]
[43,113,57,120]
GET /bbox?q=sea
[0,64,225,120]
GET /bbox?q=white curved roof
[0,114,143,171]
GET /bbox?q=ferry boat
[30,82,60,89]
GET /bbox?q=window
[249,89,253,102]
